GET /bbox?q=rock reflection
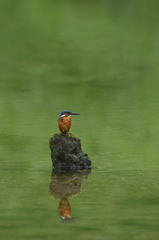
[50,169,91,222]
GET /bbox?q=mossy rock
[49,133,91,169]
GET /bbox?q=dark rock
[49,133,91,169]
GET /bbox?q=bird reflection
[58,197,72,222]
[49,169,91,222]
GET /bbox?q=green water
[1,0,159,239]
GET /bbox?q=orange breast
[58,116,71,134]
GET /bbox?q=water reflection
[50,169,91,222]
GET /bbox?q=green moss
[51,133,80,141]
[68,133,80,140]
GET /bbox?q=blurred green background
[0,0,159,239]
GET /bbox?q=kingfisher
[58,110,80,135]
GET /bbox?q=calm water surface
[0,1,159,239]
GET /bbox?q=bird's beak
[70,112,80,115]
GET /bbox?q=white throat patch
[61,114,71,118]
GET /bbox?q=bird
[58,110,80,135]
